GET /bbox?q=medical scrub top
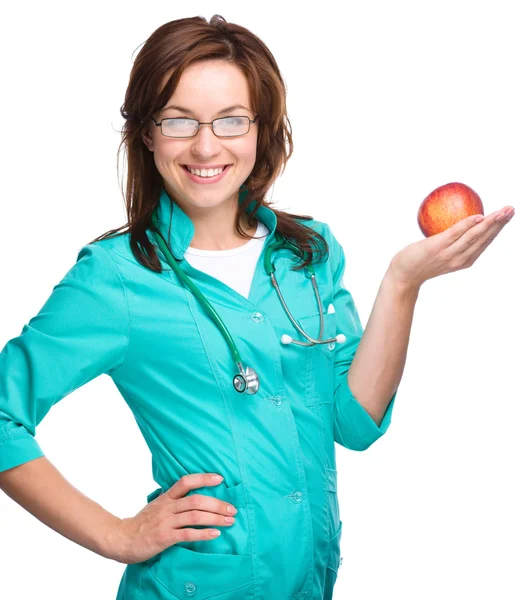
[0,187,396,600]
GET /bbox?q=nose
[190,123,222,157]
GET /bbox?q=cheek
[153,142,183,172]
[235,138,258,167]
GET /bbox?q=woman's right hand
[105,473,238,564]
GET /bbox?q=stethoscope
[150,213,346,395]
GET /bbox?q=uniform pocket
[297,311,337,406]
[327,519,342,574]
[325,467,340,538]
[323,520,343,599]
[145,480,253,598]
[148,545,253,599]
[147,480,250,557]
[296,311,337,361]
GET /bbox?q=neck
[186,197,257,251]
[189,214,257,250]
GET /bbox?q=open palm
[389,206,515,290]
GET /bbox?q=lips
[181,163,233,184]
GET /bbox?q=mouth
[180,164,233,184]
[182,164,231,173]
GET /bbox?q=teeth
[188,166,225,177]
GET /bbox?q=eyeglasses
[150,115,258,138]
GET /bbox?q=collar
[153,185,277,259]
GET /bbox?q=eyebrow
[161,104,251,116]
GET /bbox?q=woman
[0,14,514,600]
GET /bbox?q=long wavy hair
[88,14,329,273]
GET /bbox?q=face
[141,59,258,215]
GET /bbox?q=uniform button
[251,311,264,323]
[327,342,335,350]
[340,556,343,566]
[184,581,196,596]
[291,491,303,503]
[271,395,283,406]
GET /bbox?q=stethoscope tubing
[150,214,344,394]
[269,271,335,346]
[150,217,244,363]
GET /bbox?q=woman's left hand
[388,206,515,292]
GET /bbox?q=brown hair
[88,14,329,273]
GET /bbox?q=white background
[0,1,527,598]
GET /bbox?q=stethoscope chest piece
[233,364,260,395]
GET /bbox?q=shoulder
[292,215,338,254]
[78,232,130,260]
[293,217,345,280]
[291,215,335,250]
[66,234,135,301]
[75,232,138,275]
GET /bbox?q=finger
[171,527,223,545]
[442,211,510,269]
[175,493,238,517]
[437,206,510,255]
[435,206,511,249]
[171,509,237,530]
[493,206,515,222]
[166,473,224,500]
[434,213,486,249]
[455,215,511,266]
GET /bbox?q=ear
[141,125,155,153]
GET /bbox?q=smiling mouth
[183,165,231,172]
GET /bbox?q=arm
[329,208,511,450]
[346,270,419,428]
[0,456,121,560]
[349,207,515,425]
[0,243,129,472]
[327,225,416,450]
[0,243,129,558]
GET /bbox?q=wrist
[384,265,422,298]
[100,516,126,563]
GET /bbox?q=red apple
[418,182,484,237]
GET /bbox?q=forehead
[162,60,251,113]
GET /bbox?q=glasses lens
[162,118,198,138]
[213,116,250,137]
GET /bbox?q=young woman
[0,14,514,600]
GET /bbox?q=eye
[222,117,246,125]
[166,118,195,128]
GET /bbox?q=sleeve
[326,224,397,451]
[0,243,130,472]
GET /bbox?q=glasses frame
[150,114,259,139]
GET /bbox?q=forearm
[347,268,420,427]
[0,456,121,560]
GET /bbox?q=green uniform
[0,187,396,599]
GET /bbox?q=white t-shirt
[184,220,271,299]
